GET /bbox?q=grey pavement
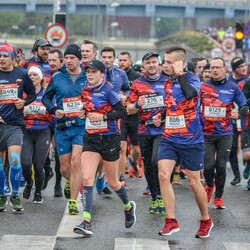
[0,162,249,250]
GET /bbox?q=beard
[38,54,48,63]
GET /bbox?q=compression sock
[10,152,22,193]
[115,185,130,208]
[0,157,5,195]
[82,186,93,220]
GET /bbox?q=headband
[28,66,44,81]
[232,59,245,71]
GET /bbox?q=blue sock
[115,185,129,205]
[0,157,5,196]
[82,186,93,218]
[10,152,22,193]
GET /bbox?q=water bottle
[56,120,76,130]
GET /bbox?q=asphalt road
[0,162,249,250]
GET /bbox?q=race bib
[165,110,187,134]
[25,101,46,119]
[63,96,83,117]
[204,104,226,121]
[0,84,18,104]
[142,93,164,112]
[85,116,108,134]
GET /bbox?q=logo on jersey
[219,90,233,94]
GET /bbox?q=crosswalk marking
[114,238,170,250]
[1,235,56,250]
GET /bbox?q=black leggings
[21,128,51,193]
[138,134,162,199]
[204,135,233,198]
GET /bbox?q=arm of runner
[77,107,86,119]
[153,113,162,127]
[13,98,26,109]
[23,92,37,106]
[55,109,65,119]
[127,95,145,115]
[42,78,57,114]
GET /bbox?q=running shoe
[214,197,225,209]
[230,178,241,186]
[138,167,144,178]
[73,220,93,236]
[195,216,213,238]
[124,201,136,228]
[54,186,63,197]
[103,181,112,194]
[20,175,26,187]
[96,174,104,193]
[119,176,127,188]
[68,200,79,215]
[0,195,7,212]
[128,166,134,178]
[243,164,250,179]
[246,179,250,191]
[43,167,54,190]
[179,169,187,179]
[64,180,70,199]
[23,181,33,199]
[4,184,11,196]
[158,217,180,236]
[157,198,166,214]
[33,192,43,204]
[128,156,140,178]
[143,187,151,195]
[172,173,181,185]
[149,199,158,214]
[204,183,215,204]
[10,195,24,212]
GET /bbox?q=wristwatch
[176,71,185,77]
[103,113,108,121]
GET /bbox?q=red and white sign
[221,38,236,53]
[45,23,68,48]
[210,47,224,59]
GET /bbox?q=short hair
[17,47,23,55]
[82,40,98,53]
[197,57,209,64]
[101,47,116,57]
[231,56,242,68]
[49,49,64,62]
[119,52,132,60]
[211,57,225,67]
[165,46,186,61]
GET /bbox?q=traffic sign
[245,37,250,50]
[210,47,224,59]
[45,23,68,48]
[221,37,235,53]
[244,21,250,37]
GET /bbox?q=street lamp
[12,25,36,47]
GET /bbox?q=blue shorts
[158,139,204,171]
[55,125,85,156]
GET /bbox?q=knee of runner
[158,170,170,182]
[10,152,21,169]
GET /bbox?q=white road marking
[224,242,250,250]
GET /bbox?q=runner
[154,46,213,238]
[73,60,136,236]
[0,42,36,212]
[42,44,86,215]
[127,52,167,214]
[81,40,98,68]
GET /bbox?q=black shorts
[83,133,121,162]
[0,123,23,152]
[120,114,139,146]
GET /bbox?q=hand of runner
[118,93,127,103]
[153,113,162,127]
[172,60,184,75]
[231,109,239,119]
[77,108,86,119]
[13,98,25,109]
[88,112,103,122]
[55,109,65,119]
[138,95,145,107]
[0,85,4,93]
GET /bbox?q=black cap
[34,39,52,51]
[85,60,105,73]
[203,63,210,72]
[64,44,82,61]
[142,52,159,61]
[132,64,142,73]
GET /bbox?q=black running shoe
[230,178,241,186]
[54,186,63,197]
[125,201,136,228]
[33,192,43,204]
[73,220,93,236]
[43,168,54,190]
[23,181,33,199]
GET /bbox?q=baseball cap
[34,39,52,51]
[142,52,159,62]
[85,60,105,73]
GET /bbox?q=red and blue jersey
[162,72,203,144]
[0,67,35,124]
[127,74,167,135]
[24,88,53,130]
[81,82,121,135]
[200,79,247,136]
